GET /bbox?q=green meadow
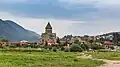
[85,51,120,60]
[0,51,104,67]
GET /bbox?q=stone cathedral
[41,22,56,44]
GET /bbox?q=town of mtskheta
[0,0,120,67]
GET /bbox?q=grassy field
[85,51,120,60]
[0,51,104,67]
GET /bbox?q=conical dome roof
[45,22,52,29]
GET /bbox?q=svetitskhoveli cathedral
[41,22,56,45]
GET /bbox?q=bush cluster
[70,44,83,52]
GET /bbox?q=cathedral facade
[41,22,56,45]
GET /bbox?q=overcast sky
[0,0,120,37]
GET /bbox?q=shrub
[70,44,82,52]
[98,49,109,52]
[40,48,48,52]
[47,45,52,50]
[64,48,70,52]
[52,47,57,52]
[91,44,104,50]
[43,45,48,49]
[74,58,79,62]
[8,44,17,48]
[27,44,33,48]
[39,45,44,48]
[60,46,65,51]
[110,46,114,50]
[56,44,61,49]
[80,44,89,50]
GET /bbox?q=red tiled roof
[0,42,8,44]
[104,41,113,45]
[48,41,56,45]
[10,42,20,44]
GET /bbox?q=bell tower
[45,22,52,34]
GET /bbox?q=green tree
[56,37,60,44]
[0,39,8,42]
[74,39,89,51]
[8,44,17,48]
[74,39,80,44]
[89,40,93,43]
[80,43,89,50]
[70,44,83,52]
[90,43,104,50]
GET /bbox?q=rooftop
[45,22,52,29]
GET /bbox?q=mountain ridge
[0,19,40,42]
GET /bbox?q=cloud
[59,0,120,5]
[1,0,120,5]
[0,0,120,21]
[0,0,27,3]
[98,0,120,5]
[58,0,97,4]
[0,0,120,37]
[69,21,120,36]
[1,11,120,37]
[0,12,83,37]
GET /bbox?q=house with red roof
[0,42,8,46]
[104,41,113,48]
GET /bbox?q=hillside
[0,19,40,42]
[96,32,120,41]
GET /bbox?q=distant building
[20,40,28,43]
[41,22,56,45]
[0,42,8,46]
[104,41,113,48]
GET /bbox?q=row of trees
[0,39,8,42]
[40,37,106,52]
[0,36,106,52]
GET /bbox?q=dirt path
[78,54,120,67]
[98,59,120,67]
